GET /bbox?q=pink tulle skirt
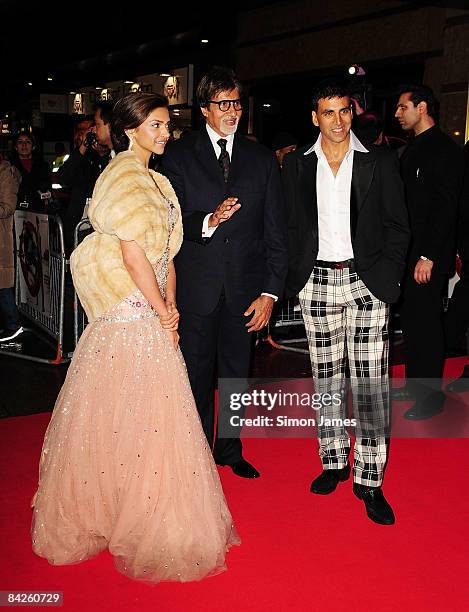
[31,292,240,583]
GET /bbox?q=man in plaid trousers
[283,79,410,525]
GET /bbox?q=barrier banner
[15,211,51,315]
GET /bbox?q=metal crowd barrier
[0,213,70,365]
[73,218,93,347]
[266,297,309,354]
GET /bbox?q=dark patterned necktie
[217,138,230,182]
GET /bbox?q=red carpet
[1,358,468,611]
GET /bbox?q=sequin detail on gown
[31,195,240,583]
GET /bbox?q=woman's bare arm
[120,240,178,331]
[166,261,177,307]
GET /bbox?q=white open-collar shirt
[304,130,368,261]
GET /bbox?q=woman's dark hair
[111,92,169,152]
[196,66,243,107]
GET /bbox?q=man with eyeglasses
[162,66,287,479]
[283,79,409,524]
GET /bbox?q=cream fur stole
[70,151,183,322]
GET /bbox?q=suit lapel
[352,150,375,212]
[227,133,246,189]
[351,150,375,237]
[298,151,317,229]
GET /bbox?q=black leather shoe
[228,459,260,479]
[446,365,469,393]
[403,391,445,420]
[310,464,350,495]
[391,386,415,401]
[353,484,395,525]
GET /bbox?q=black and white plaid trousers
[299,266,390,486]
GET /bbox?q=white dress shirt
[304,130,368,261]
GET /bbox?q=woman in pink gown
[31,93,239,583]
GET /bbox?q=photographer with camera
[57,102,114,255]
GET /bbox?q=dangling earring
[127,135,133,151]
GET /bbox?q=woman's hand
[159,309,179,331]
[159,298,179,331]
[166,329,180,350]
[165,298,178,318]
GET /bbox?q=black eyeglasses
[207,99,243,112]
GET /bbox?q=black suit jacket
[456,141,469,261]
[162,129,287,315]
[283,142,410,304]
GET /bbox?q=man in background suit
[162,66,287,478]
[283,79,409,524]
[394,85,465,418]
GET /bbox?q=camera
[84,131,97,147]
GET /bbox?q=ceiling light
[201,39,209,44]
[262,103,271,108]
[159,73,171,77]
[124,80,134,84]
[47,76,53,81]
[27,82,33,86]
[69,91,76,95]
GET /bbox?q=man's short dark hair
[272,131,297,151]
[196,66,243,108]
[93,100,114,124]
[398,84,437,118]
[311,78,351,112]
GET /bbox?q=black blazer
[400,125,465,273]
[283,143,410,304]
[459,143,469,261]
[162,129,287,315]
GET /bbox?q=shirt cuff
[202,213,217,238]
[261,292,278,302]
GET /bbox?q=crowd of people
[0,66,468,582]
